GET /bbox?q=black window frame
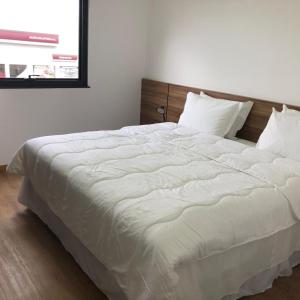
[0,0,89,89]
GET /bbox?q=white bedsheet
[8,123,300,300]
[231,138,256,148]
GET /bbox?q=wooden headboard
[141,79,300,142]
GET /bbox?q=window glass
[0,64,5,78]
[0,0,88,88]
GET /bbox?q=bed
[8,81,300,300]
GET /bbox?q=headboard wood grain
[141,79,300,142]
[140,80,169,124]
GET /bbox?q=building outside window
[0,0,88,88]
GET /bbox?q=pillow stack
[257,105,300,162]
[178,92,253,138]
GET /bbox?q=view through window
[0,0,87,87]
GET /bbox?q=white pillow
[178,92,240,137]
[200,92,253,138]
[282,104,299,115]
[257,108,300,161]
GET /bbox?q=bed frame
[140,79,300,142]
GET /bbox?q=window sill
[0,79,90,89]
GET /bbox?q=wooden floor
[0,174,106,300]
[0,174,300,300]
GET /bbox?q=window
[0,0,88,89]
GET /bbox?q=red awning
[52,54,78,61]
[0,29,59,45]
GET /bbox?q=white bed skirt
[19,178,300,300]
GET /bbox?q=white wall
[147,0,300,105]
[0,0,150,164]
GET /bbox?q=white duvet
[8,123,300,300]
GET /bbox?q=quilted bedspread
[8,123,300,300]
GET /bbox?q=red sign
[0,29,59,45]
[52,54,78,61]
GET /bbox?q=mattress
[8,122,300,300]
[19,177,300,300]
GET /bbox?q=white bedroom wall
[0,0,150,164]
[147,0,300,105]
